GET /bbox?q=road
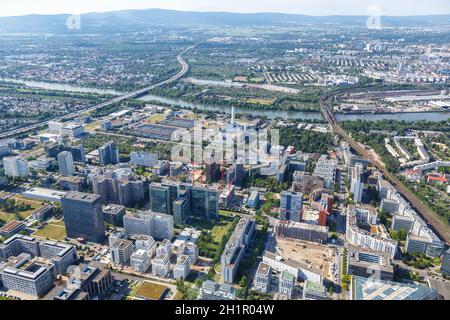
[0,45,195,140]
[320,92,450,244]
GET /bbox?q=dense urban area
[0,9,449,302]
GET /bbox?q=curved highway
[320,91,450,244]
[0,44,195,139]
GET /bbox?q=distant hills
[0,8,449,34]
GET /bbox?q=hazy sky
[1,0,450,17]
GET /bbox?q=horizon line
[1,7,450,19]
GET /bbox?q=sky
[1,0,450,17]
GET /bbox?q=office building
[279,191,303,222]
[3,156,29,178]
[0,253,55,298]
[205,158,220,183]
[123,211,174,240]
[254,262,272,293]
[347,245,394,281]
[130,151,158,167]
[64,261,113,299]
[279,271,295,298]
[0,235,77,275]
[149,184,172,214]
[173,194,190,226]
[274,220,328,244]
[303,280,327,300]
[98,141,119,165]
[110,239,133,266]
[61,192,105,243]
[173,255,191,280]
[0,220,25,238]
[57,151,74,176]
[247,191,260,208]
[188,186,219,221]
[92,169,144,207]
[130,249,151,273]
[102,204,126,227]
[441,249,450,276]
[350,163,364,203]
[350,276,438,300]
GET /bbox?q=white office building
[3,156,29,178]
[123,211,174,241]
[57,151,74,176]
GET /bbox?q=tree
[239,275,248,288]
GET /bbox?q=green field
[0,197,45,224]
[211,216,236,243]
[134,281,169,300]
[33,223,67,241]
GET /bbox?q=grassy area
[133,281,169,300]
[0,196,45,224]
[33,223,67,241]
[211,216,236,243]
[245,98,274,105]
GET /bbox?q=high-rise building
[205,158,220,183]
[3,156,29,178]
[279,191,303,222]
[149,184,172,214]
[98,141,119,165]
[58,151,74,176]
[351,163,364,203]
[93,173,144,207]
[61,192,105,243]
[189,186,219,221]
[173,193,190,226]
[313,155,336,189]
[441,248,450,276]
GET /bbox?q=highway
[0,45,195,140]
[320,91,450,244]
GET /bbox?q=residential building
[221,218,255,283]
[279,191,303,222]
[350,163,364,203]
[173,255,190,280]
[130,249,151,273]
[151,253,170,278]
[110,239,133,266]
[200,280,236,300]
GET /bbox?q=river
[2,78,450,122]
